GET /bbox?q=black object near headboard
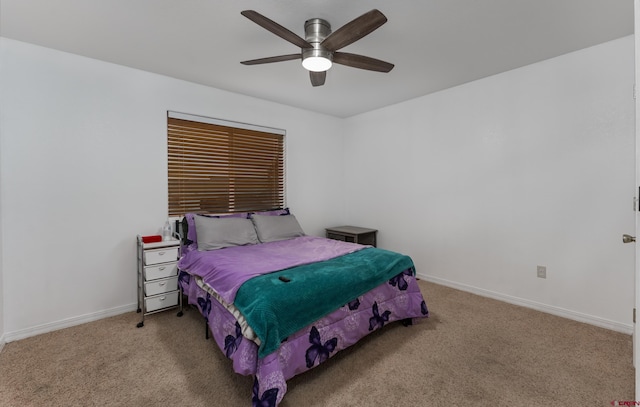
[175,218,192,246]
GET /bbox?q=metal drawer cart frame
[136,235,183,328]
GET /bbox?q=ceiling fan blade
[241,10,312,49]
[333,52,394,73]
[321,9,387,52]
[310,71,326,87]
[241,54,301,65]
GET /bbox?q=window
[167,112,285,216]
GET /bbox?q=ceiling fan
[240,9,394,87]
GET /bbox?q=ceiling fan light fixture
[302,48,333,72]
[302,56,332,72]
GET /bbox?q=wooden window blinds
[167,116,285,216]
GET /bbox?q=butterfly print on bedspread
[369,302,391,331]
[224,321,243,358]
[305,326,338,368]
[252,377,278,407]
[421,300,429,316]
[347,297,361,310]
[197,293,212,322]
[178,270,191,285]
[388,268,414,291]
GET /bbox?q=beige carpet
[0,281,633,407]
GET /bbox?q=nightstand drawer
[144,276,178,296]
[327,232,350,242]
[144,262,178,281]
[144,247,179,265]
[326,226,378,247]
[145,291,179,312]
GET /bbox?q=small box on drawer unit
[136,235,182,328]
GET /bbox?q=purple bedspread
[178,236,366,304]
[179,269,428,406]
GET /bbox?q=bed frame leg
[401,318,413,327]
[177,287,184,317]
[205,320,210,340]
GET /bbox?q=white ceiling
[0,0,634,118]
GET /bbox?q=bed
[176,210,429,406]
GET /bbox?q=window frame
[167,111,286,217]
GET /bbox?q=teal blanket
[233,247,414,358]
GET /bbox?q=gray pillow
[194,215,259,251]
[251,214,305,243]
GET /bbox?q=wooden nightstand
[325,226,377,247]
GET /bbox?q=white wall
[0,38,346,340]
[0,34,635,342]
[343,36,635,332]
[0,99,4,350]
[0,40,5,350]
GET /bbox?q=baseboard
[3,276,634,342]
[4,303,137,343]
[417,273,634,335]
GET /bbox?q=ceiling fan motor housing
[302,18,333,70]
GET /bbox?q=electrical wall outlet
[537,265,547,279]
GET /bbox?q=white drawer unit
[144,262,178,281]
[144,247,180,266]
[145,291,180,312]
[144,276,179,296]
[136,235,182,328]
